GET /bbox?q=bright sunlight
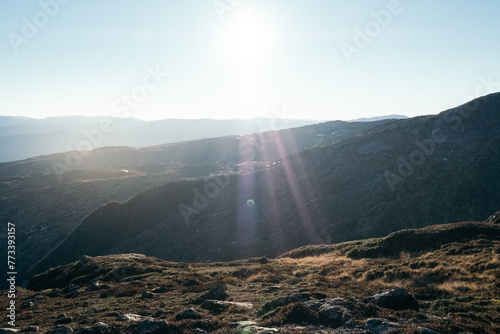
[220,11,275,65]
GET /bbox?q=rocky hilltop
[3,213,499,333]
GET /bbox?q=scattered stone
[136,319,170,334]
[86,280,107,292]
[290,293,311,302]
[366,318,400,334]
[258,296,290,316]
[318,304,344,322]
[230,321,257,328]
[230,321,278,334]
[201,299,253,312]
[196,285,228,303]
[175,308,202,320]
[62,284,80,298]
[62,284,79,294]
[366,287,419,310]
[192,329,207,334]
[254,328,279,334]
[47,326,74,334]
[302,300,322,311]
[117,313,151,322]
[417,327,441,334]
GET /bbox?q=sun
[220,11,274,65]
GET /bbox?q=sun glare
[221,11,274,65]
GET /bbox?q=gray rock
[117,313,150,322]
[318,303,351,326]
[86,280,107,292]
[366,318,400,334]
[255,328,279,334]
[201,299,253,312]
[230,321,257,328]
[197,285,228,303]
[62,284,80,298]
[417,327,441,334]
[192,330,207,334]
[175,308,202,320]
[366,287,419,310]
[258,296,290,315]
[136,319,170,334]
[302,300,322,311]
[62,284,79,294]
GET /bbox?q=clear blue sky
[1,0,499,121]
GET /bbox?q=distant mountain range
[0,94,498,289]
[0,116,324,162]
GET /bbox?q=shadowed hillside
[31,93,500,279]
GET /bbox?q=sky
[1,0,500,121]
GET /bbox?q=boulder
[117,314,151,322]
[366,287,419,310]
[417,327,441,334]
[136,319,170,334]
[201,299,253,312]
[175,308,202,321]
[196,285,228,303]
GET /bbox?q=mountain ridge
[30,93,500,279]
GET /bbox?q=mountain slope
[35,93,500,276]
[0,120,389,286]
[10,214,500,333]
